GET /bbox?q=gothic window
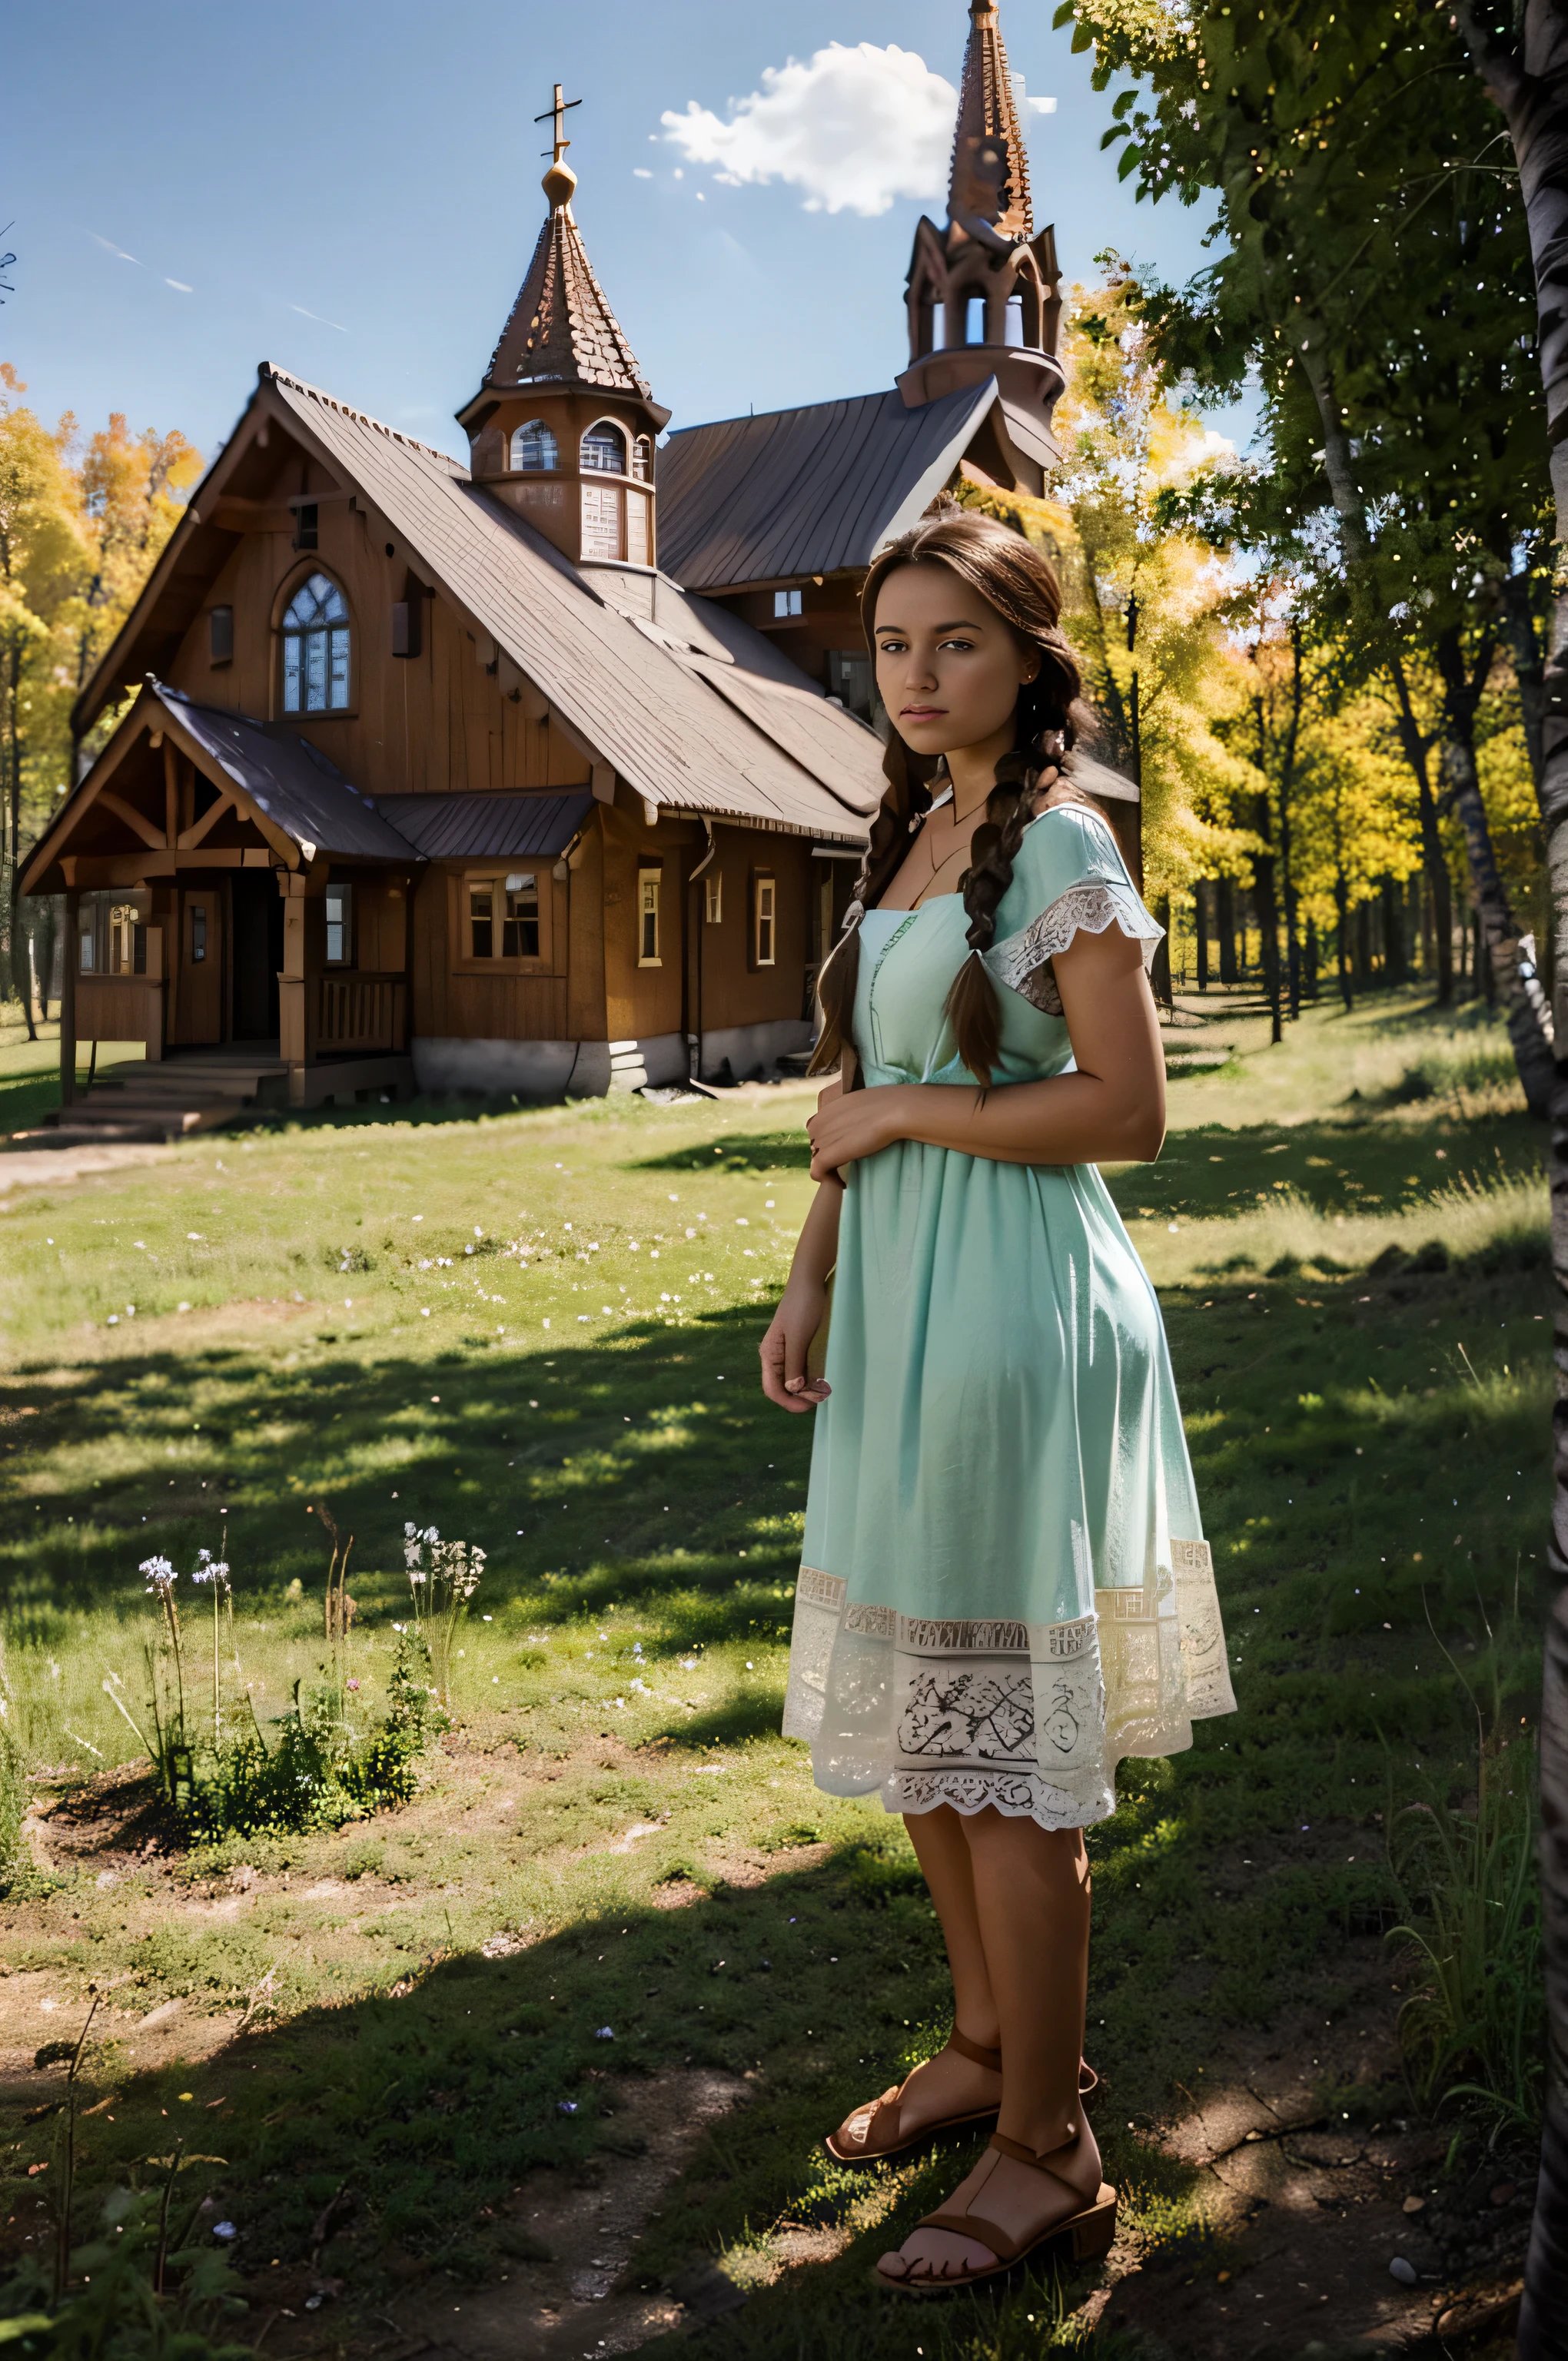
[632,436,653,482]
[581,420,628,475]
[281,571,351,713]
[511,418,559,470]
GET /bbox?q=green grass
[0,982,1554,2353]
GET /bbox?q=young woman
[759,508,1235,2295]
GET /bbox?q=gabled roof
[20,679,420,896]
[68,366,883,846]
[380,792,595,861]
[166,689,420,860]
[654,380,1002,593]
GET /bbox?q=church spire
[895,0,1065,485]
[457,83,669,569]
[948,0,1032,243]
[473,85,656,406]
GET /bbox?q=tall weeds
[1387,1700,1544,2140]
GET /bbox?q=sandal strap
[985,2132,1082,2201]
[915,2207,1022,2266]
[948,2028,1002,2071]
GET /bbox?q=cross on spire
[535,82,582,165]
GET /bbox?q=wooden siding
[164,490,593,802]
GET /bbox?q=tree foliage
[0,365,198,1020]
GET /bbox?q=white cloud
[633,167,653,178]
[661,42,958,218]
[1028,95,1058,115]
[165,278,193,293]
[91,231,140,264]
[291,303,347,332]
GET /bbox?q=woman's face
[872,562,1038,762]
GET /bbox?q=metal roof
[377,791,595,860]
[161,688,422,859]
[654,380,1000,593]
[258,367,881,840]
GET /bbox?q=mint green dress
[782,804,1236,1829]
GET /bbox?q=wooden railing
[316,973,407,1053]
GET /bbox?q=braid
[942,739,1049,1088]
[809,506,1089,1091]
[808,735,935,1081]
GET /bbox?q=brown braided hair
[809,506,1087,1088]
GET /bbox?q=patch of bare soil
[0,1143,174,1194]
[355,2068,752,2360]
[1083,1934,1532,2358]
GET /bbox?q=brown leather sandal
[826,2028,1002,2164]
[826,2037,1100,2166]
[879,2131,1118,2294]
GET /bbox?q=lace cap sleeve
[982,805,1164,1017]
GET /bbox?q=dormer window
[281,572,351,713]
[511,419,558,470]
[581,421,628,475]
[632,436,653,483]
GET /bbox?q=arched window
[632,436,653,483]
[1005,295,1025,346]
[510,418,558,470]
[965,293,988,345]
[281,572,350,713]
[581,420,628,475]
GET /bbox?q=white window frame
[637,865,662,968]
[704,871,723,926]
[752,871,776,968]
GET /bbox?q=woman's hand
[806,1085,904,1183]
[759,1278,832,1411]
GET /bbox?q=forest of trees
[0,364,199,1034]
[1031,8,1568,2346]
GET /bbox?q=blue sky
[4,1,1243,468]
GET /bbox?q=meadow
[0,987,1551,2359]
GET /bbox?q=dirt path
[1081,1940,1529,2356]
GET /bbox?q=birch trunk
[1450,5,1568,2344]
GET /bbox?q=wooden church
[24,0,1082,1125]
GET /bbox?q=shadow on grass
[631,1132,813,1176]
[0,1827,1186,2356]
[0,1305,806,1630]
[1105,1108,1543,1230]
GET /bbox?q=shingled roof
[950,0,1033,238]
[479,204,653,400]
[253,368,880,838]
[655,380,1002,594]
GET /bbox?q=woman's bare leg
[829,1805,1002,2150]
[887,1806,1002,2132]
[878,1811,1100,2283]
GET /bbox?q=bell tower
[896,2,1065,475]
[457,85,671,570]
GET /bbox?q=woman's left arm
[806,924,1165,1180]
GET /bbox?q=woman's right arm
[759,1074,848,1410]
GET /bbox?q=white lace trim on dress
[985,879,1164,1017]
[782,1539,1235,1831]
